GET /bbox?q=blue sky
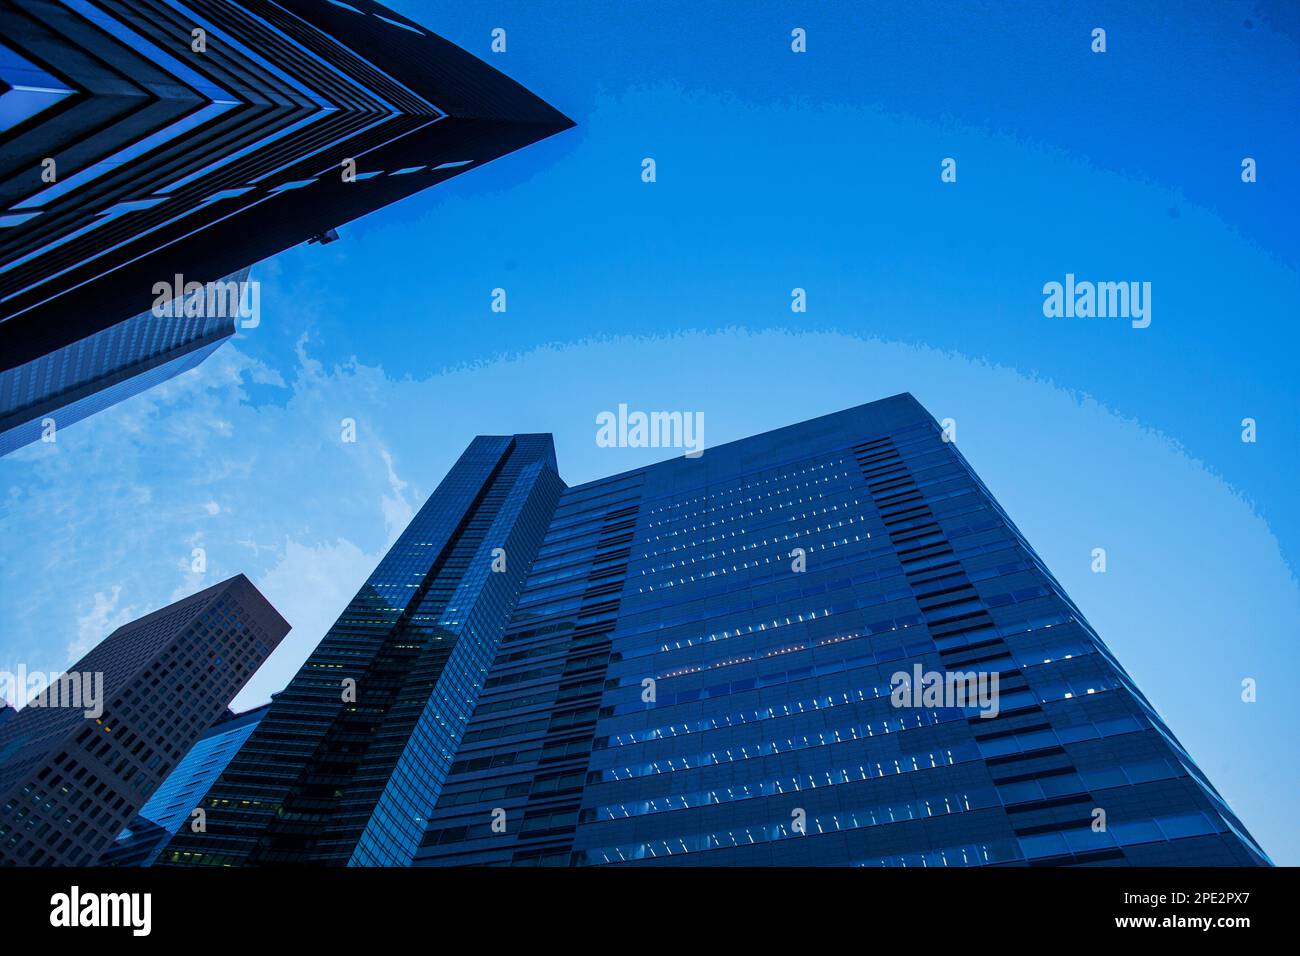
[1,1,1296,862]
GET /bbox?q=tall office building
[0,574,289,866]
[0,0,572,450]
[163,435,565,866]
[102,703,271,867]
[166,395,1268,868]
[413,395,1269,867]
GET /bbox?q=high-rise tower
[0,574,289,865]
[413,395,1270,867]
[163,435,564,866]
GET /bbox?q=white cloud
[378,447,414,545]
[70,586,135,663]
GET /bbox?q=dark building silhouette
[0,574,288,865]
[166,396,1269,867]
[163,436,564,866]
[102,703,271,867]
[0,0,572,451]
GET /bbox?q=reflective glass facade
[0,268,249,456]
[162,435,565,866]
[414,394,1270,867]
[102,703,270,867]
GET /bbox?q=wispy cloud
[70,586,135,662]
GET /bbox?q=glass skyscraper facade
[413,395,1269,867]
[102,703,271,867]
[0,268,251,456]
[163,435,565,866]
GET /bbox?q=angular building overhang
[0,0,574,372]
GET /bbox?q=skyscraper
[0,574,289,866]
[411,395,1269,867]
[101,702,271,867]
[0,0,572,450]
[163,435,565,866]
[165,395,1268,868]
